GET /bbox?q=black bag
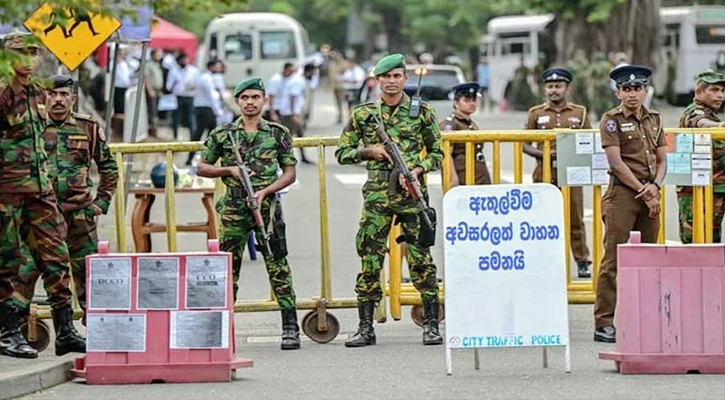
[268,198,288,259]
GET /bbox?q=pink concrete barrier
[600,232,725,374]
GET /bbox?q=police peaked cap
[452,82,481,97]
[49,75,74,89]
[610,65,652,87]
[542,67,572,83]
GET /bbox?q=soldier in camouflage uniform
[15,75,118,324]
[0,33,85,358]
[197,77,301,350]
[677,70,725,243]
[336,54,444,347]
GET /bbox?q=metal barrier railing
[386,128,725,308]
[34,128,725,334]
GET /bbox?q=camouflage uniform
[0,78,73,312]
[677,101,725,243]
[15,113,118,313]
[202,117,297,309]
[336,95,443,304]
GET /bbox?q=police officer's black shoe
[280,308,301,350]
[594,325,616,343]
[577,261,592,278]
[345,301,376,348]
[52,306,86,356]
[0,304,38,359]
[422,299,443,346]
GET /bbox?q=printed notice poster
[138,257,179,310]
[566,166,591,185]
[575,133,594,155]
[87,314,146,352]
[170,311,229,349]
[186,256,228,309]
[88,258,132,310]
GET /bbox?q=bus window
[224,33,253,61]
[260,31,297,60]
[209,33,218,60]
[501,40,530,56]
[663,24,680,49]
[696,25,725,44]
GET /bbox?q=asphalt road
[18,88,712,400]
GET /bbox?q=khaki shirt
[440,109,481,157]
[600,106,665,182]
[525,102,591,152]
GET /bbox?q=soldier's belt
[368,169,393,181]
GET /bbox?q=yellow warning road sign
[24,2,121,71]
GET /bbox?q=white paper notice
[575,133,594,155]
[695,133,712,146]
[186,256,228,309]
[594,133,605,153]
[87,314,146,352]
[567,166,591,185]
[694,145,712,154]
[692,170,711,186]
[692,153,712,170]
[592,169,610,185]
[137,257,179,310]
[88,258,132,310]
[591,154,610,170]
[170,311,229,349]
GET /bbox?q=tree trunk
[553,0,661,68]
[378,5,403,53]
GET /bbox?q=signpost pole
[123,40,149,208]
[105,39,120,135]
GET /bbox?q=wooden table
[130,187,217,252]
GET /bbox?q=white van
[197,13,310,89]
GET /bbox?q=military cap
[49,75,73,89]
[610,65,652,87]
[542,67,572,83]
[697,70,725,85]
[373,53,406,76]
[452,82,481,98]
[3,31,39,50]
[233,77,265,98]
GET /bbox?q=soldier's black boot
[422,299,443,346]
[52,306,86,356]
[0,304,37,359]
[280,308,301,350]
[345,301,376,347]
[577,261,592,278]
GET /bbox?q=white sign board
[443,184,570,374]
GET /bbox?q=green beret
[233,77,265,97]
[697,70,725,85]
[373,53,406,76]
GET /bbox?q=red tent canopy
[96,17,198,68]
[149,17,198,62]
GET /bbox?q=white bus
[483,6,725,105]
[197,13,310,88]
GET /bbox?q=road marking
[246,334,349,344]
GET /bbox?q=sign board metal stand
[71,240,253,384]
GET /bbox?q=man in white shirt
[271,64,312,163]
[190,60,221,164]
[212,60,235,125]
[266,63,295,123]
[113,48,131,115]
[165,52,198,139]
[341,60,366,118]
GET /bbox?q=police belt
[368,169,393,181]
[612,175,651,188]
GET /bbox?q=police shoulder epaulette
[445,115,454,122]
[528,103,546,113]
[72,112,93,121]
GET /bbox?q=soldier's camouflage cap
[373,53,406,76]
[233,77,265,98]
[697,70,725,85]
[3,31,40,50]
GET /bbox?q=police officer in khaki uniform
[441,82,491,187]
[523,68,592,278]
[595,65,667,343]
